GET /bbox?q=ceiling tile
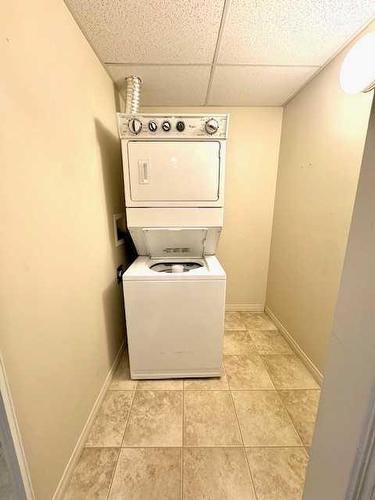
[65,0,224,64]
[107,65,211,106]
[218,0,375,65]
[208,65,318,106]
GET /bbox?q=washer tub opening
[149,262,203,273]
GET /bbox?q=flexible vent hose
[125,75,142,114]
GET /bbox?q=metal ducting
[125,75,142,114]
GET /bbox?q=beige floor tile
[183,447,256,500]
[123,391,182,447]
[64,448,119,500]
[184,391,242,446]
[246,447,308,500]
[279,390,321,446]
[86,391,133,447]
[136,379,183,390]
[240,312,277,330]
[110,351,137,390]
[108,448,181,500]
[224,354,274,390]
[263,354,319,389]
[225,312,246,330]
[0,443,13,499]
[184,370,229,390]
[224,330,257,355]
[250,330,293,355]
[232,391,301,446]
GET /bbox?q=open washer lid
[143,227,208,259]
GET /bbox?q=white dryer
[117,113,229,379]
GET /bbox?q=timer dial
[128,118,142,135]
[205,118,219,135]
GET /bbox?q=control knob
[128,118,142,135]
[162,120,171,132]
[205,118,219,135]
[148,120,158,132]
[176,121,185,132]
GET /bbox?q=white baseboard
[52,343,125,500]
[226,303,265,312]
[265,307,323,385]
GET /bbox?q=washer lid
[143,227,208,259]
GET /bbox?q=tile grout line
[182,385,185,447]
[276,388,309,449]
[226,360,255,496]
[120,390,137,448]
[180,446,184,500]
[123,388,289,391]
[87,444,299,450]
[105,62,320,69]
[106,388,137,499]
[228,387,259,500]
[271,387,321,391]
[204,0,232,105]
[275,389,305,448]
[181,384,185,499]
[259,355,282,391]
[258,353,277,391]
[243,447,259,500]
[105,448,121,500]
[272,390,311,491]
[227,444,309,449]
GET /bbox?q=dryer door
[127,141,220,202]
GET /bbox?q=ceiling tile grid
[64,0,375,106]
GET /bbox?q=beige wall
[304,97,375,500]
[144,107,283,309]
[266,24,374,372]
[0,1,130,498]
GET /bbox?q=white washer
[123,256,226,379]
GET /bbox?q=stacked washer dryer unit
[117,112,229,379]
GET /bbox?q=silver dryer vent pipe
[125,75,142,114]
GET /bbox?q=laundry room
[1,1,375,499]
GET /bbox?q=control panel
[117,114,228,140]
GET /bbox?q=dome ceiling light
[340,32,375,94]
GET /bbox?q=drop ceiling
[65,0,375,106]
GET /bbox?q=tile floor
[0,441,15,500]
[64,312,320,500]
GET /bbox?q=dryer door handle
[138,160,150,184]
